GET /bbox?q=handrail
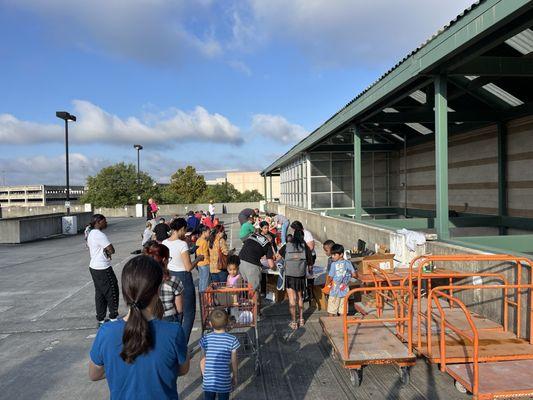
[368,264,409,331]
[342,285,413,360]
[406,254,533,349]
[429,284,533,397]
[429,289,479,396]
[368,264,399,317]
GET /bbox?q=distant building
[205,171,280,201]
[0,185,86,207]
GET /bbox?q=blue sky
[0,0,475,185]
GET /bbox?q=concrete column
[434,75,450,240]
[353,125,362,220]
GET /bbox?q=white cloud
[4,0,477,69]
[228,60,252,76]
[4,0,222,66]
[251,114,307,143]
[238,0,477,68]
[0,153,106,186]
[0,101,243,145]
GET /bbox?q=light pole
[56,111,77,215]
[133,144,143,201]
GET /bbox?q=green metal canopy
[261,0,533,176]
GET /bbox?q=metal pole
[137,148,140,200]
[435,75,450,239]
[404,133,407,217]
[269,175,273,202]
[353,125,362,220]
[498,121,508,235]
[65,119,70,216]
[263,175,267,200]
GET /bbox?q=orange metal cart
[200,281,261,375]
[428,284,533,399]
[320,285,416,387]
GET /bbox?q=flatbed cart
[404,254,533,351]
[320,285,416,387]
[427,284,533,399]
[200,281,261,375]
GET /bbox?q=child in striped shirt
[200,309,240,400]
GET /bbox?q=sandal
[289,321,298,330]
[299,318,305,327]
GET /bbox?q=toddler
[200,310,240,400]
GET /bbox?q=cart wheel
[454,380,467,394]
[349,369,363,387]
[400,366,410,385]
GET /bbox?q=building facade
[0,185,86,207]
[205,171,281,200]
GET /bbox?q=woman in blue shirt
[89,255,190,399]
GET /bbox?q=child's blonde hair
[146,221,152,229]
[209,309,228,330]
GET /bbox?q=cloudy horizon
[0,0,476,185]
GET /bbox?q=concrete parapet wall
[3,202,260,219]
[266,203,530,337]
[94,202,260,218]
[0,204,89,218]
[0,212,92,244]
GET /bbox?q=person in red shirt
[202,214,214,229]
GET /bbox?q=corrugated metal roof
[336,0,484,117]
[262,0,532,175]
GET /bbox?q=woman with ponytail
[89,255,190,399]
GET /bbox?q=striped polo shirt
[200,332,240,393]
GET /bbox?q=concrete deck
[0,215,468,399]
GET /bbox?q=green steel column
[498,121,508,235]
[353,126,362,220]
[434,75,450,239]
[263,175,267,201]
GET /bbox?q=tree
[198,182,240,203]
[81,163,158,207]
[163,166,207,204]
[238,189,264,202]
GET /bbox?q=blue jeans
[281,220,290,244]
[204,392,229,400]
[162,313,182,324]
[198,265,211,292]
[170,271,195,344]
[210,270,229,283]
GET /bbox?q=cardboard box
[265,274,286,303]
[358,253,395,275]
[311,285,328,310]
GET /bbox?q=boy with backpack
[200,309,240,400]
[327,244,357,316]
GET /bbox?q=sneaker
[97,320,105,328]
[109,318,117,322]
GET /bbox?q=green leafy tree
[81,163,158,207]
[238,189,264,202]
[198,182,240,203]
[163,166,207,204]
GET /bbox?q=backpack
[284,242,307,278]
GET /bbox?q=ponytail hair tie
[130,302,140,310]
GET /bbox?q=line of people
[86,213,246,400]
[85,210,357,399]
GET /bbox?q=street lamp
[133,144,143,201]
[56,111,77,215]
